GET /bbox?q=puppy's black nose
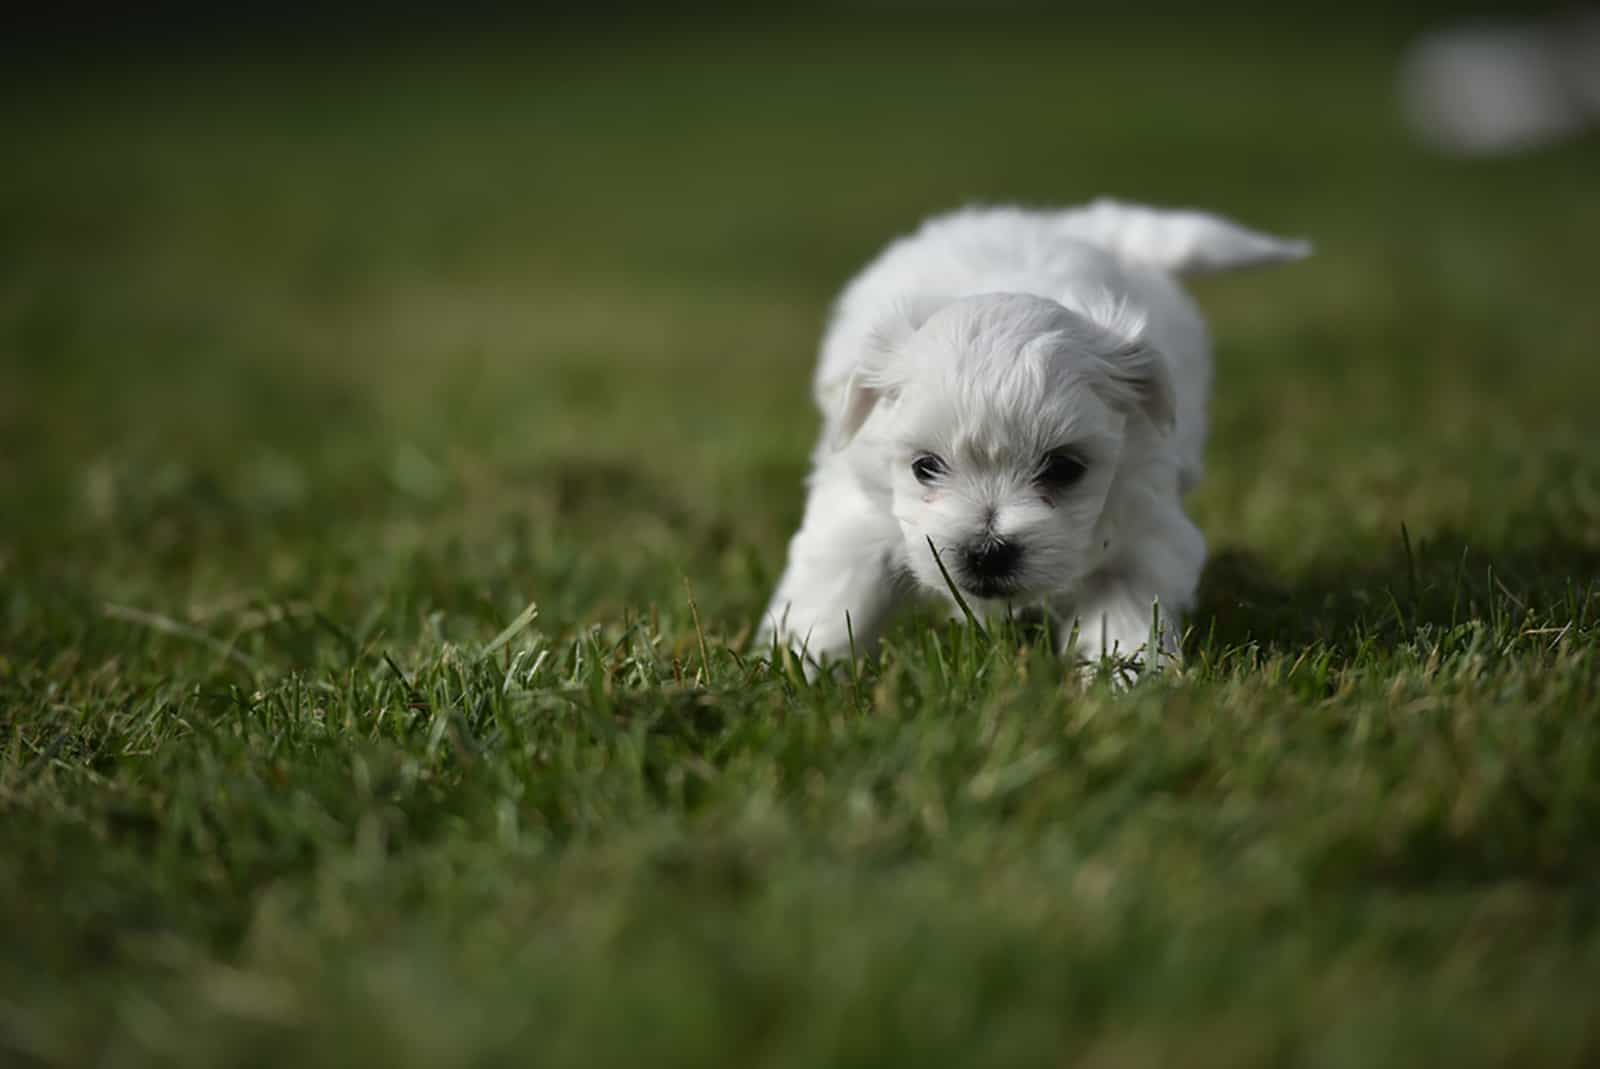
[962,536,1022,581]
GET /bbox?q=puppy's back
[816,206,1133,402]
[814,205,1217,484]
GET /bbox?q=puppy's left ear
[1071,292,1176,433]
[1093,335,1176,433]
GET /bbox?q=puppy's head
[836,292,1173,604]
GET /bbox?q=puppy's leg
[1062,503,1204,682]
[758,469,901,669]
[1060,578,1183,683]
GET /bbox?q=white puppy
[758,200,1308,673]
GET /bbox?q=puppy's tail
[1060,198,1311,275]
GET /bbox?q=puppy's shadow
[1192,532,1600,656]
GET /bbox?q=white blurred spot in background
[1400,8,1600,154]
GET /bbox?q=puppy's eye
[1036,451,1087,489]
[911,454,948,485]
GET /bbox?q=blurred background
[4,1,1598,643]
[8,11,1600,1062]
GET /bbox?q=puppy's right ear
[829,297,936,449]
[832,370,887,448]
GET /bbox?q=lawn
[4,13,1600,1067]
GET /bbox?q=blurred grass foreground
[4,9,1600,1068]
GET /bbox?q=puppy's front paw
[752,621,844,683]
[1072,646,1177,689]
[1061,599,1182,688]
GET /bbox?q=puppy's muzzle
[960,535,1023,596]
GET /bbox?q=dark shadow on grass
[1193,531,1600,656]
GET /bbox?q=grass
[4,14,1600,1067]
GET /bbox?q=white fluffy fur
[759,199,1308,673]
